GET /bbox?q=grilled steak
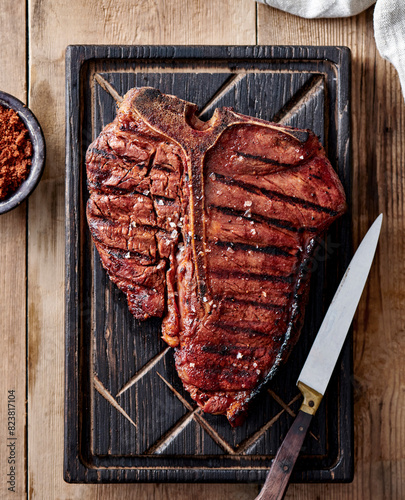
[86,87,346,426]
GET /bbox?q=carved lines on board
[154,373,235,455]
[267,388,319,442]
[116,346,171,397]
[93,70,324,131]
[197,73,246,118]
[94,73,123,103]
[150,373,303,456]
[94,375,137,428]
[235,393,302,455]
[271,74,324,125]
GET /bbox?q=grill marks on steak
[86,107,187,319]
[86,87,346,426]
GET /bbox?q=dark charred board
[65,45,352,483]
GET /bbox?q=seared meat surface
[86,87,346,425]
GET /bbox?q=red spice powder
[0,104,32,200]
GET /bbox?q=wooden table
[0,2,403,499]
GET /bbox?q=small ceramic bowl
[0,91,46,214]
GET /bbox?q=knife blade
[255,214,383,500]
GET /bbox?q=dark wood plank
[65,45,352,483]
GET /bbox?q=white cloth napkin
[256,0,375,18]
[374,0,405,98]
[256,0,405,99]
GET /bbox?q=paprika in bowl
[0,91,45,214]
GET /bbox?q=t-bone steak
[86,87,346,426]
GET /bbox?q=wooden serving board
[65,45,352,483]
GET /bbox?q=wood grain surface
[0,0,402,498]
[0,2,27,499]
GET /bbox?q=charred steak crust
[86,87,346,426]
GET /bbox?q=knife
[255,214,383,500]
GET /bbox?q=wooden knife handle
[254,410,313,500]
